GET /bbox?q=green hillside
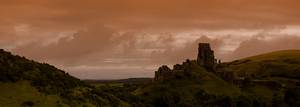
[0,49,128,107]
[216,50,300,106]
[135,50,300,107]
[221,50,300,85]
[135,60,242,107]
[0,81,65,107]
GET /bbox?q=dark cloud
[1,0,300,30]
[1,0,300,79]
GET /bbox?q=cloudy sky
[1,0,300,79]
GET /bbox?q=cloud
[1,0,300,31]
[229,35,300,60]
[1,0,300,79]
[148,35,224,64]
[12,26,115,63]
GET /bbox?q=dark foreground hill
[0,49,129,107]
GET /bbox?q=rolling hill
[134,60,242,107]
[224,50,300,79]
[134,48,300,107]
[213,50,300,107]
[0,49,128,107]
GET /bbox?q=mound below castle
[137,43,300,107]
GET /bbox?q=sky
[1,0,300,79]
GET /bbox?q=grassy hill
[135,50,300,107]
[221,50,300,86]
[0,81,65,107]
[0,49,128,107]
[134,60,243,107]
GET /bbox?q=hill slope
[221,50,300,85]
[135,50,300,107]
[0,49,127,107]
[135,60,241,107]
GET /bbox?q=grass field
[224,50,300,79]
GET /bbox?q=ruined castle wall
[197,43,216,69]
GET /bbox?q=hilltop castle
[197,43,217,69]
[154,43,218,81]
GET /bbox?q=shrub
[21,101,35,107]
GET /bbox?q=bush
[21,101,35,107]
[285,88,300,107]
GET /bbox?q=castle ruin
[154,43,218,81]
[197,43,217,69]
[154,65,172,80]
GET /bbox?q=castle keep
[197,43,216,69]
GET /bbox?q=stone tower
[197,43,216,69]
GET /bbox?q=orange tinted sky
[1,0,300,79]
